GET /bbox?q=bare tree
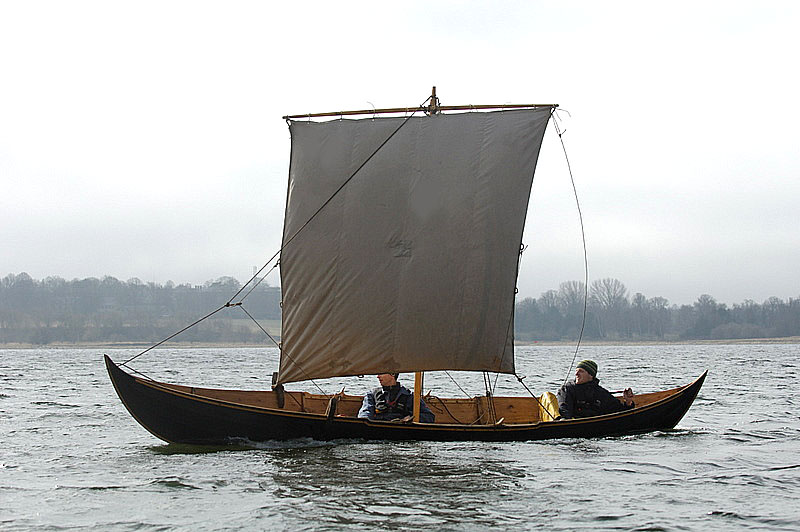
[558,281,585,315]
[590,278,629,309]
[589,278,629,338]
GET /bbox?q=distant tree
[780,298,800,336]
[3,271,800,345]
[590,278,629,338]
[648,296,671,338]
[630,292,647,337]
[682,294,729,339]
[534,290,561,340]
[558,281,586,337]
[205,276,242,291]
[710,322,767,340]
[558,281,585,314]
[734,299,760,325]
[513,297,540,340]
[590,278,629,309]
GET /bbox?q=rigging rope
[227,91,434,312]
[119,93,434,393]
[228,260,279,308]
[489,107,590,400]
[274,95,431,276]
[237,305,280,349]
[552,110,590,387]
[121,303,237,367]
[513,373,558,421]
[245,94,432,393]
[444,370,472,398]
[120,261,283,368]
[429,396,469,425]
[236,303,332,397]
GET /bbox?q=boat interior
[145,378,684,425]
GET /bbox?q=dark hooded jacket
[358,384,435,423]
[556,377,634,419]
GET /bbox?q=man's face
[575,367,593,384]
[377,373,397,387]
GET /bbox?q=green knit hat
[577,359,598,377]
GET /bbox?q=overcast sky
[1,1,798,306]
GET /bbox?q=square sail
[279,108,552,383]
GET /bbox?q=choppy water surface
[1,344,799,530]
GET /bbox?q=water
[1,344,799,531]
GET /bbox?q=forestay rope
[119,93,436,396]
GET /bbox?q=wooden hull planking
[105,355,707,444]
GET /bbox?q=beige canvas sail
[278,107,552,384]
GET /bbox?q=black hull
[105,355,707,444]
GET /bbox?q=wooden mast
[412,86,440,424]
[413,371,424,422]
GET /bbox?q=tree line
[0,273,280,345]
[2,273,799,345]
[515,278,800,341]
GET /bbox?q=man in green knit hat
[556,359,635,419]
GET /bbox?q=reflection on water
[1,345,799,530]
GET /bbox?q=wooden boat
[105,356,705,444]
[106,89,706,444]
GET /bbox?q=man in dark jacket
[556,360,635,419]
[358,373,435,423]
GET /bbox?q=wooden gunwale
[105,355,706,443]
[119,363,702,429]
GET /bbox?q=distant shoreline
[2,336,800,349]
[516,337,800,346]
[0,342,280,350]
